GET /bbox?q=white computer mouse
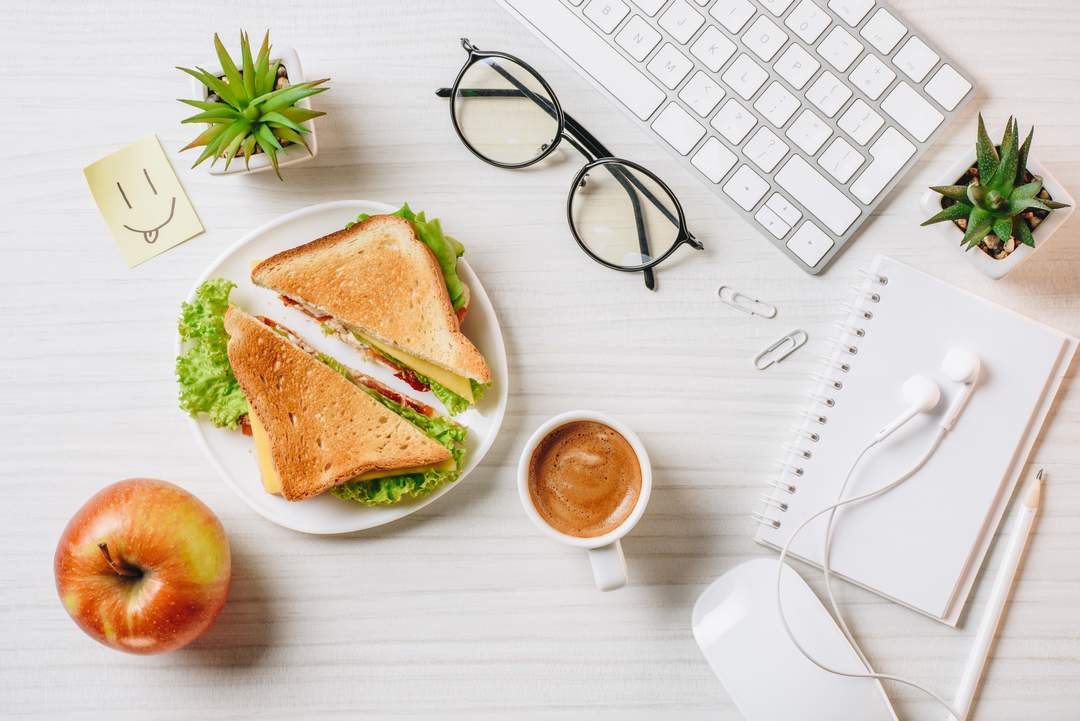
[692,559,898,721]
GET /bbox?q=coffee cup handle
[588,541,627,591]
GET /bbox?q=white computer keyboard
[496,0,974,273]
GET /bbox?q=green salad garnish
[176,278,249,428]
[348,203,467,310]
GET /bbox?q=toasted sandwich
[177,279,466,505]
[251,205,492,415]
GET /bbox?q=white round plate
[181,200,508,534]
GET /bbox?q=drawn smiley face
[116,168,176,244]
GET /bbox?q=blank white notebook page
[756,256,1073,622]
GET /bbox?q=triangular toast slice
[224,307,452,501]
[250,214,492,386]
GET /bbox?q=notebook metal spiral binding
[752,266,890,530]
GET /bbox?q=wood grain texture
[1,1,1078,719]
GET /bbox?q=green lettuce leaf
[176,278,249,428]
[470,380,490,404]
[330,467,460,506]
[428,378,470,415]
[347,203,467,310]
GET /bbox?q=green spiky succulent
[177,31,329,179]
[922,115,1068,252]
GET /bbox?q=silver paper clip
[753,329,808,370]
[717,285,777,318]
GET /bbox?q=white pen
[949,468,1044,721]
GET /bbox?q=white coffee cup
[516,411,652,591]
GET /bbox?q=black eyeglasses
[436,38,703,291]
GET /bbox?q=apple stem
[98,543,141,578]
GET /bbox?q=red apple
[54,478,231,654]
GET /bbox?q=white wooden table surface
[3,1,1078,719]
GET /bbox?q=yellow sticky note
[84,135,204,267]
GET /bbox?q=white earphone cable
[775,428,964,721]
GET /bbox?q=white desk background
[2,1,1078,719]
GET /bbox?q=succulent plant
[177,31,329,179]
[922,115,1068,251]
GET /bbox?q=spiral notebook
[755,256,1076,626]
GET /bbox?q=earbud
[873,374,942,442]
[939,349,981,431]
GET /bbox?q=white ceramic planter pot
[189,47,318,175]
[921,154,1074,279]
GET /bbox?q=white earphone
[872,374,941,442]
[940,348,982,431]
[778,349,983,721]
[871,348,982,442]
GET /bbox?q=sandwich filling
[278,292,489,416]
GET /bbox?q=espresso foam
[527,420,642,538]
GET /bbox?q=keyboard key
[691,137,738,182]
[754,82,801,127]
[660,0,705,43]
[849,54,895,100]
[786,221,834,266]
[627,0,666,15]
[510,1,666,120]
[817,26,863,73]
[774,44,820,89]
[745,126,790,172]
[925,64,972,111]
[722,54,769,99]
[786,109,832,154]
[860,8,907,53]
[711,98,757,143]
[775,155,861,234]
[652,102,706,154]
[723,165,771,210]
[818,137,864,182]
[806,71,852,117]
[755,206,791,238]
[616,15,663,61]
[828,0,874,26]
[680,71,726,116]
[759,0,797,16]
[837,99,883,145]
[647,43,694,89]
[881,81,943,141]
[767,193,802,226]
[690,26,737,72]
[742,15,789,62]
[893,36,939,82]
[850,127,916,203]
[585,0,631,33]
[785,0,831,44]
[709,0,755,33]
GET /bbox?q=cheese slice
[352,330,474,402]
[351,457,456,481]
[248,410,282,495]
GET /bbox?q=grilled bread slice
[250,215,492,395]
[223,306,453,501]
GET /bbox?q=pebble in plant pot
[921,115,1072,279]
[177,31,329,179]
